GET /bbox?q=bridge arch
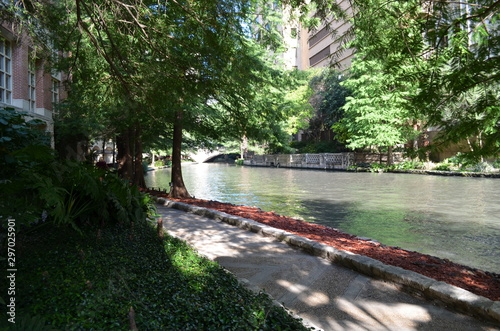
[189,149,223,163]
[189,149,239,163]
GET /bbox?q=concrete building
[0,23,66,147]
[280,0,354,71]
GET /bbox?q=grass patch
[1,222,311,330]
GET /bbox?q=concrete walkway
[155,201,499,331]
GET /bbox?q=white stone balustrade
[244,153,354,170]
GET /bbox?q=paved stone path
[156,204,499,331]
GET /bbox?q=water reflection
[145,163,500,273]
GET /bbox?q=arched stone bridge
[188,149,224,163]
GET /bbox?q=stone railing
[243,153,354,170]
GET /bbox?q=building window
[308,26,329,48]
[28,60,36,111]
[0,38,12,104]
[309,45,331,66]
[52,79,59,104]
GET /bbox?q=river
[145,163,500,274]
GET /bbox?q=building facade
[0,23,66,147]
[294,0,354,71]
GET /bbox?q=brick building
[0,23,66,147]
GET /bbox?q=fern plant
[1,108,154,232]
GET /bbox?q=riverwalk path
[155,201,499,330]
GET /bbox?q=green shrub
[446,152,475,169]
[235,158,244,165]
[493,159,500,169]
[433,163,451,171]
[393,160,425,170]
[154,160,165,167]
[471,161,494,173]
[1,108,155,231]
[0,108,51,179]
[3,160,155,231]
[369,163,387,172]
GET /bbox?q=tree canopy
[336,0,499,161]
[415,0,500,160]
[6,0,319,196]
[5,0,497,178]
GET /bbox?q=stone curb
[155,197,500,325]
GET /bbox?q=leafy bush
[446,152,474,169]
[2,160,155,230]
[153,160,165,167]
[369,163,387,172]
[493,159,500,169]
[393,160,425,170]
[433,163,451,171]
[154,159,172,167]
[2,222,311,330]
[1,108,155,231]
[0,108,51,179]
[471,161,494,173]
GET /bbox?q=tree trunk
[101,140,106,163]
[117,124,146,188]
[133,124,146,188]
[478,132,484,162]
[387,145,394,165]
[169,110,191,198]
[240,134,248,159]
[117,128,133,181]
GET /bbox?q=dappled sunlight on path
[155,205,500,330]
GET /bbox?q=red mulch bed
[143,189,500,301]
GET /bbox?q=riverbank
[147,162,500,178]
[142,188,500,302]
[244,162,500,178]
[388,168,500,178]
[243,152,499,174]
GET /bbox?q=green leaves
[352,0,500,160]
[0,108,51,176]
[335,0,500,160]
[0,111,154,230]
[6,221,311,330]
[340,56,417,152]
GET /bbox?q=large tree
[304,68,351,149]
[341,58,419,163]
[334,0,499,161]
[335,0,424,163]
[13,0,314,198]
[415,0,500,160]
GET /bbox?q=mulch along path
[143,189,500,301]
